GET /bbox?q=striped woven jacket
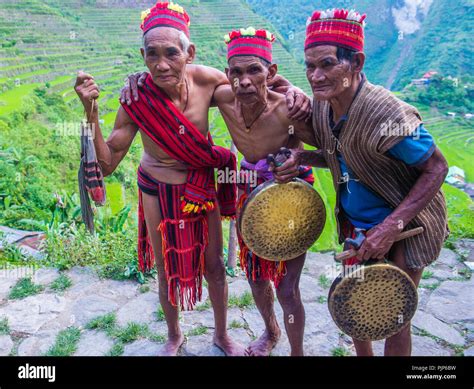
[312,79,449,269]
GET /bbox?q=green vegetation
[318,274,331,289]
[8,277,44,300]
[45,327,81,356]
[0,0,472,277]
[85,313,117,336]
[0,318,10,335]
[228,291,255,308]
[113,322,149,344]
[50,274,72,292]
[331,346,351,356]
[186,325,208,337]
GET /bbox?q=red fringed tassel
[159,216,208,311]
[138,189,155,273]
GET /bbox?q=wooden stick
[334,227,424,262]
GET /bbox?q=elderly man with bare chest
[213,28,315,356]
[76,2,309,356]
[125,26,316,356]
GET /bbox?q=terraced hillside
[0,0,339,251]
[0,0,472,256]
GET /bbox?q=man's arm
[270,120,327,183]
[356,148,449,261]
[75,71,138,177]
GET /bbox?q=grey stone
[0,294,66,334]
[464,346,474,356]
[436,249,460,268]
[228,279,251,298]
[181,309,215,329]
[303,252,336,277]
[194,286,209,309]
[426,280,474,323]
[97,279,139,300]
[242,307,266,338]
[411,335,452,356]
[32,268,60,286]
[183,332,224,356]
[304,331,341,356]
[464,262,474,271]
[420,278,441,287]
[71,295,119,327]
[64,267,100,298]
[299,274,325,303]
[17,330,59,356]
[0,278,16,300]
[430,267,459,281]
[412,310,465,346]
[122,339,163,356]
[74,330,114,356]
[227,308,246,328]
[0,335,13,356]
[116,292,158,326]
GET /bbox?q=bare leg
[142,192,184,356]
[384,241,423,356]
[246,278,281,356]
[204,206,246,356]
[275,253,306,356]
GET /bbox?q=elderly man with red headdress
[274,9,450,356]
[74,2,309,356]
[209,27,316,356]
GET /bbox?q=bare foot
[158,333,185,356]
[247,328,281,356]
[213,334,247,356]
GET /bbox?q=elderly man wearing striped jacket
[273,9,449,356]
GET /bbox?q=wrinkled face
[226,56,274,104]
[304,45,353,101]
[141,27,192,88]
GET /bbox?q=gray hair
[142,29,191,53]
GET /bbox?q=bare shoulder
[188,64,229,88]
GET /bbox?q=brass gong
[328,262,418,341]
[238,178,326,261]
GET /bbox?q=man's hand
[75,71,99,114]
[285,87,312,122]
[120,72,148,105]
[269,149,301,184]
[355,222,400,261]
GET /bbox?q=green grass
[0,318,10,335]
[422,270,434,280]
[228,291,254,308]
[331,346,351,356]
[139,284,150,293]
[50,274,72,292]
[419,281,442,290]
[45,327,81,356]
[442,184,474,239]
[317,296,327,304]
[8,277,44,300]
[112,322,149,344]
[0,83,41,116]
[195,299,212,312]
[318,274,331,289]
[229,320,244,329]
[85,313,117,336]
[155,306,166,322]
[186,325,208,337]
[106,342,124,356]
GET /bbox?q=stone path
[0,241,473,357]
